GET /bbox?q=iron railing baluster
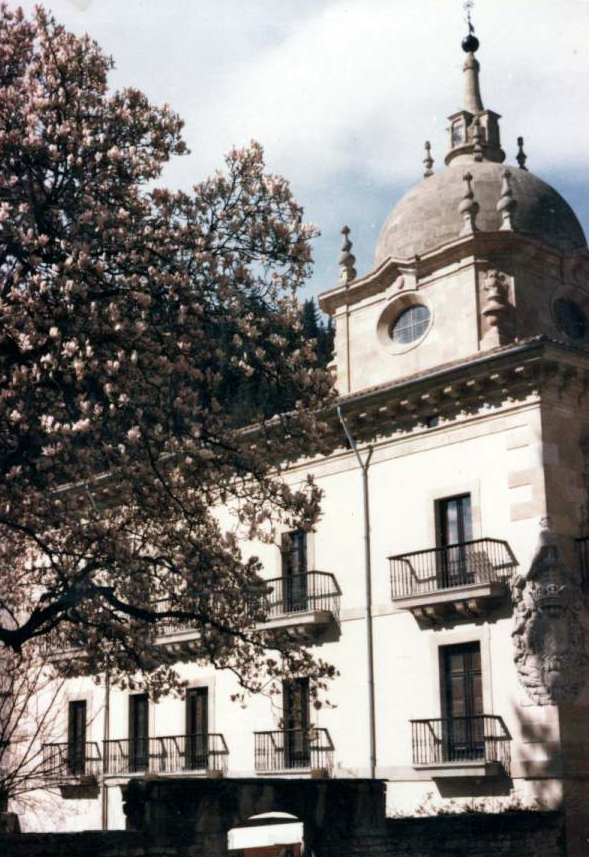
[390,538,517,599]
[410,715,511,773]
[253,728,333,773]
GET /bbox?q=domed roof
[375,160,587,265]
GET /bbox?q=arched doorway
[228,811,304,857]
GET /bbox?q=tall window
[437,494,473,586]
[440,642,483,761]
[185,687,208,770]
[281,530,308,613]
[129,694,149,773]
[67,700,86,776]
[283,678,310,768]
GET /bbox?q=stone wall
[0,810,564,857]
[330,810,564,857]
[0,830,146,856]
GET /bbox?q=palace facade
[28,28,589,857]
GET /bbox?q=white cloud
[9,0,589,296]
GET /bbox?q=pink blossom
[0,5,333,701]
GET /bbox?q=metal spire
[461,1,480,54]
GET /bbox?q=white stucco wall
[20,390,581,831]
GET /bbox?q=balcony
[389,538,517,624]
[254,728,334,775]
[42,741,102,782]
[411,715,511,778]
[40,629,85,660]
[102,734,228,777]
[152,602,202,654]
[257,572,341,633]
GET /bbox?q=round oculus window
[389,304,430,345]
[553,298,589,341]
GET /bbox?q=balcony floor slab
[413,760,504,778]
[393,581,508,624]
[257,610,334,631]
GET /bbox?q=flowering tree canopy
[0,7,335,698]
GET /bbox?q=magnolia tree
[0,646,65,812]
[0,7,335,700]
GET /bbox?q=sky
[10,0,589,305]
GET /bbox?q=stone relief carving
[481,269,515,337]
[511,526,588,705]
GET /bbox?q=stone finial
[516,136,528,170]
[459,171,479,235]
[338,225,356,284]
[423,141,434,178]
[497,169,517,231]
[472,116,483,162]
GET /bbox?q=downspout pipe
[101,668,110,831]
[337,405,376,779]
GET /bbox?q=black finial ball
[461,32,479,53]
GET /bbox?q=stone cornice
[323,338,589,440]
[318,234,589,315]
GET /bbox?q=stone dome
[375,160,587,264]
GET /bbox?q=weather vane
[461,0,479,52]
[464,0,475,34]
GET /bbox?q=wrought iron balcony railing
[254,728,333,773]
[40,628,85,657]
[42,741,102,779]
[411,715,511,773]
[153,600,200,637]
[263,572,341,621]
[102,733,228,776]
[389,538,517,600]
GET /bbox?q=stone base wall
[0,810,564,857]
[0,831,146,856]
[328,811,564,857]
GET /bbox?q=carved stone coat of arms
[511,529,588,705]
